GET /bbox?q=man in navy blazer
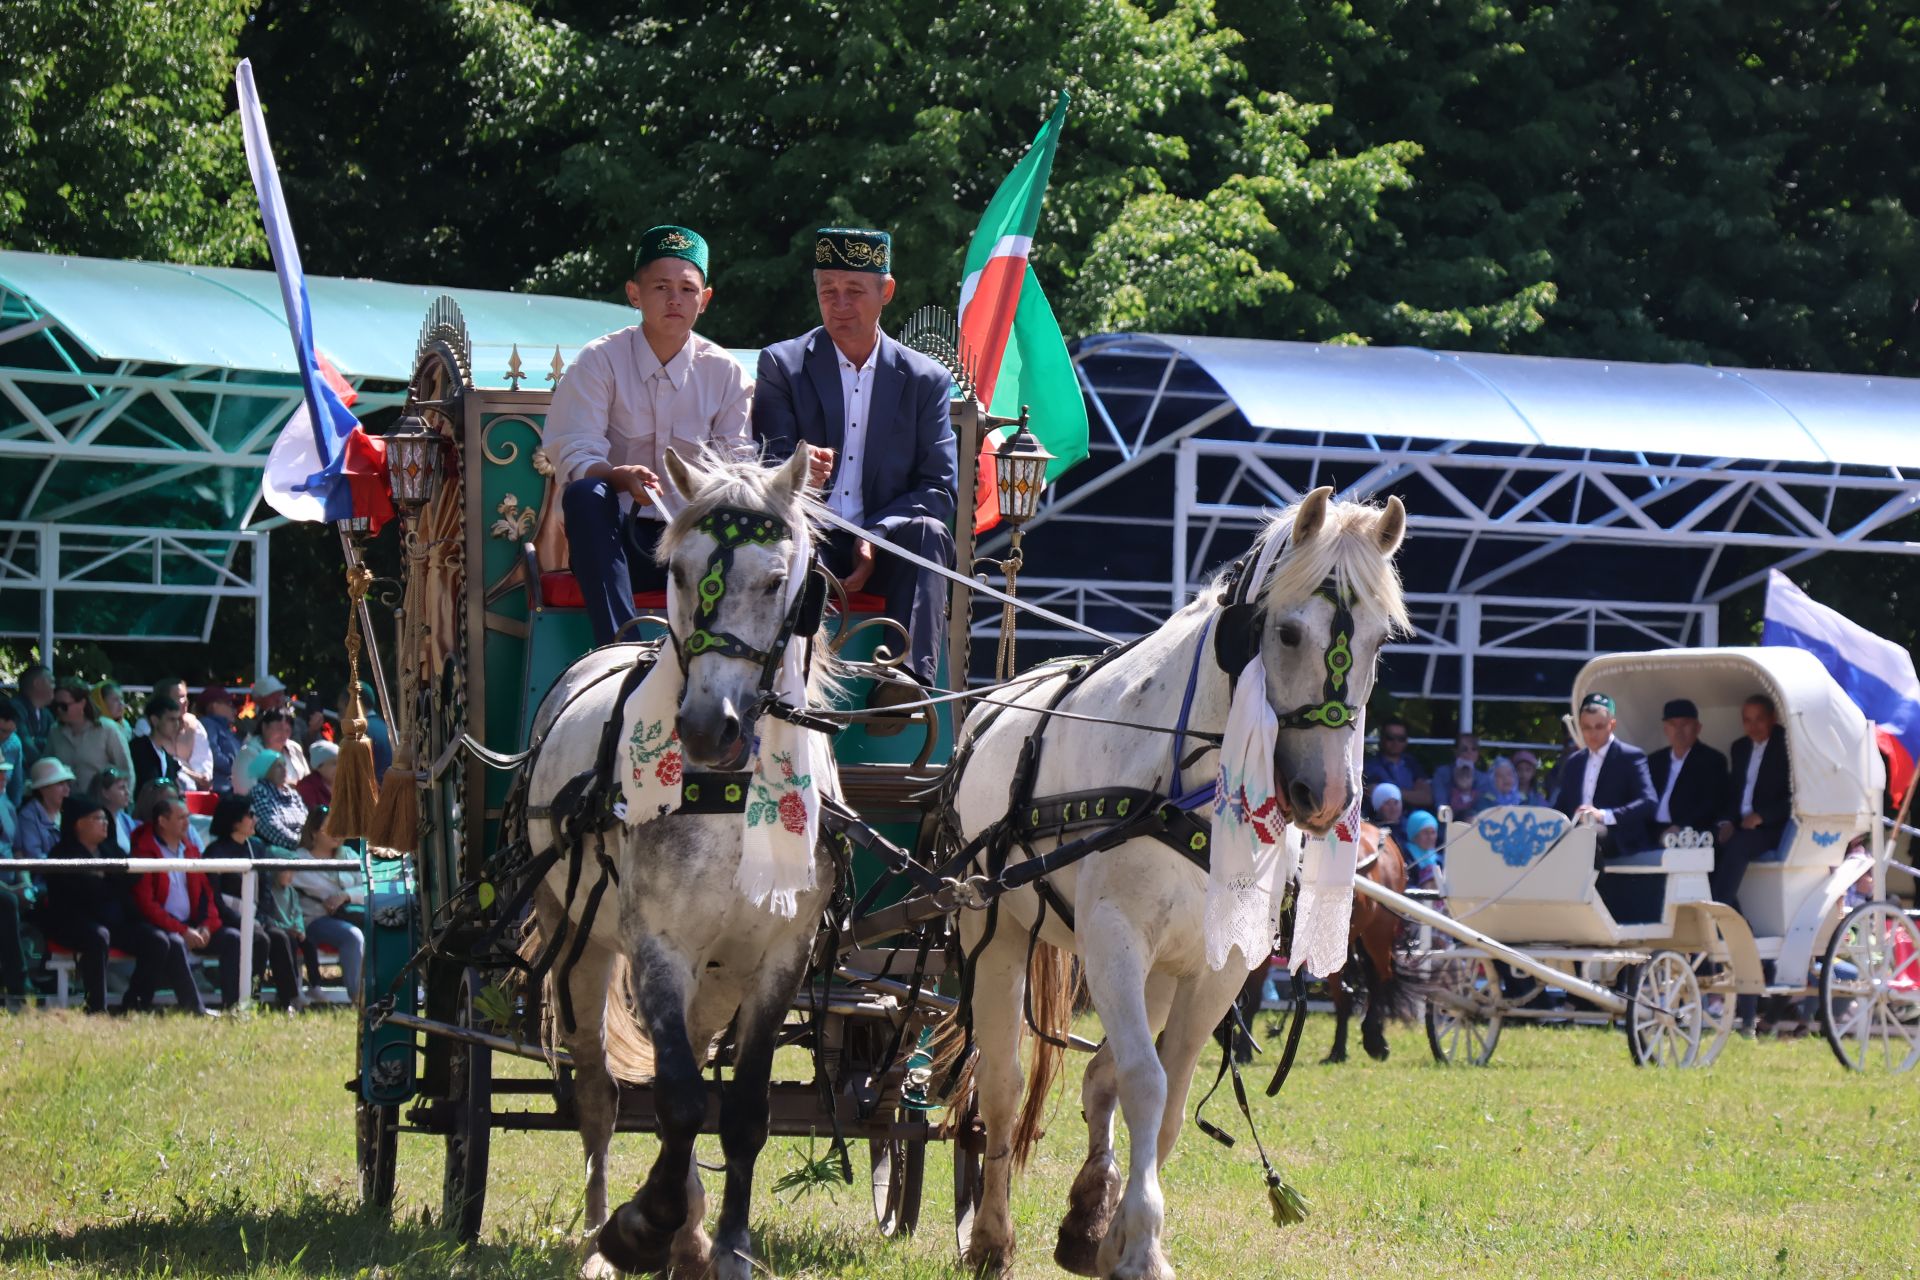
[1646,697,1730,841]
[753,227,958,715]
[1713,694,1792,908]
[1551,692,1657,860]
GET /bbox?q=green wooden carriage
[350,298,992,1240]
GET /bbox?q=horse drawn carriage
[345,299,1002,1251]
[1406,646,1920,1073]
[334,295,1417,1280]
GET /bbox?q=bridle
[1214,539,1364,733]
[671,503,835,733]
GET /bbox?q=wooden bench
[44,941,351,1009]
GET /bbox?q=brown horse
[1322,820,1409,1063]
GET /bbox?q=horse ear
[1376,495,1407,555]
[662,447,699,502]
[1295,485,1334,543]
[771,443,810,507]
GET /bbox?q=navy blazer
[1647,741,1729,833]
[751,327,957,534]
[1725,726,1792,829]
[1551,739,1657,850]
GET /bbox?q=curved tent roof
[1108,335,1920,469]
[0,250,651,653]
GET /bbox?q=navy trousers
[562,478,670,646]
[822,516,955,686]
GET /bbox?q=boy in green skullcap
[548,225,753,645]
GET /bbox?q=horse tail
[1014,938,1079,1170]
[522,892,656,1084]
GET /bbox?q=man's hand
[609,464,660,504]
[1573,804,1604,826]
[1716,820,1734,843]
[186,927,210,951]
[844,538,876,592]
[806,446,835,492]
[1741,812,1764,830]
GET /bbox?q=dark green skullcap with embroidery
[634,225,709,280]
[814,227,891,274]
[1580,691,1617,716]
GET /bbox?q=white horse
[518,445,835,1280]
[950,487,1407,1279]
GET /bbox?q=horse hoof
[594,1202,678,1276]
[1319,1051,1347,1065]
[1054,1229,1103,1276]
[1365,1043,1390,1062]
[1055,1158,1121,1276]
[963,1243,1014,1276]
[578,1251,621,1280]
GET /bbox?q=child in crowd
[1405,810,1441,890]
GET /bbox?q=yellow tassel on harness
[326,564,379,839]
[366,750,419,852]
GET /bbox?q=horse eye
[762,576,785,597]
[671,565,689,588]
[1277,622,1303,648]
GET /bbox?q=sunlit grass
[1,1006,1915,1277]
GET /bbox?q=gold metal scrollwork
[480,412,545,466]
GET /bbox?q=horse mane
[655,444,848,703]
[1229,496,1411,634]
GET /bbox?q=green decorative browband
[675,505,800,671]
[1271,578,1363,733]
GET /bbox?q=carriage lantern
[992,408,1052,528]
[336,514,372,538]
[384,412,445,514]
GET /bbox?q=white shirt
[1655,746,1689,824]
[829,336,880,525]
[544,328,753,518]
[1580,736,1618,826]
[1739,736,1768,818]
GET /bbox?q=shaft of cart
[1352,875,1630,1016]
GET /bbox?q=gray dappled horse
[520,445,836,1280]
[949,488,1408,1279]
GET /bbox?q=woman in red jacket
[127,791,239,1013]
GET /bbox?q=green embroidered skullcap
[1580,691,1617,716]
[814,227,892,274]
[634,225,709,280]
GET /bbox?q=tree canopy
[3,0,1918,691]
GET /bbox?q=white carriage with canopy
[1398,646,1918,1072]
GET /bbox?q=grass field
[1,1007,1916,1278]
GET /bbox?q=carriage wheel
[442,968,493,1239]
[1819,900,1920,1075]
[868,1126,926,1237]
[1689,922,1738,1069]
[951,1102,984,1261]
[355,1015,399,1210]
[1424,953,1503,1066]
[1625,950,1704,1068]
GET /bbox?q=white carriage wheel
[1819,900,1920,1075]
[1626,950,1703,1068]
[1424,953,1503,1066]
[1689,923,1738,1069]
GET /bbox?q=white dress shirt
[1738,736,1768,818]
[829,336,879,525]
[1580,736,1618,825]
[160,839,190,922]
[1654,746,1689,824]
[545,328,753,517]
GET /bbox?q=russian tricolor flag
[236,59,370,527]
[1762,569,1920,806]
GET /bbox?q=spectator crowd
[1361,720,1552,888]
[0,666,384,1015]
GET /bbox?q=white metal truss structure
[975,333,1920,725]
[0,280,401,668]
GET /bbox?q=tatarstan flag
[960,91,1089,535]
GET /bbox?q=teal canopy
[0,250,650,653]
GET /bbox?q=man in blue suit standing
[1552,692,1657,861]
[753,227,958,728]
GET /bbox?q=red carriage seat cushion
[538,572,885,615]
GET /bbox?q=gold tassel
[1267,1171,1310,1227]
[366,749,419,852]
[326,564,379,839]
